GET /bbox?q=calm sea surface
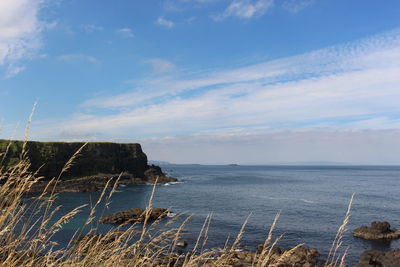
[50,165,400,266]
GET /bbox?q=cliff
[0,139,176,192]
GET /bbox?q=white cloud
[13,29,400,164]
[58,54,100,64]
[23,28,400,163]
[145,58,177,73]
[116,28,134,38]
[214,0,274,20]
[283,0,315,13]
[4,65,26,78]
[0,0,46,77]
[82,24,103,32]
[156,17,175,28]
[59,29,400,138]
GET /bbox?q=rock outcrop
[356,249,400,267]
[353,221,400,240]
[256,245,320,267]
[153,245,320,267]
[99,208,169,224]
[0,140,177,192]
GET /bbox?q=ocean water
[49,165,400,266]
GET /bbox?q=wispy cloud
[185,16,197,24]
[163,0,222,12]
[0,0,46,78]
[82,24,103,32]
[213,0,274,20]
[156,17,175,28]
[116,27,134,38]
[59,30,400,138]
[163,0,313,21]
[4,66,26,78]
[58,54,100,64]
[283,0,315,13]
[145,58,177,73]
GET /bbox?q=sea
[48,165,400,266]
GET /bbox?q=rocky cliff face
[0,140,149,179]
[0,140,176,192]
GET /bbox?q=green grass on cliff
[0,139,351,267]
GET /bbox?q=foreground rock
[212,245,319,267]
[99,208,169,224]
[151,245,320,267]
[356,249,400,267]
[353,221,400,240]
[256,245,320,267]
[0,140,177,193]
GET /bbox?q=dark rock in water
[144,165,178,183]
[371,221,392,232]
[99,208,168,224]
[356,249,400,267]
[353,221,400,240]
[0,140,177,192]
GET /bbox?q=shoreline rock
[99,208,169,224]
[191,245,320,267]
[356,249,400,267]
[353,221,400,240]
[27,169,178,193]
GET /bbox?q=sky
[1,0,400,164]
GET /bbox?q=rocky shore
[356,249,400,267]
[28,166,177,193]
[73,231,321,267]
[151,245,320,267]
[99,208,169,224]
[93,208,400,266]
[94,215,400,266]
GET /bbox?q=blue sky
[1,0,400,164]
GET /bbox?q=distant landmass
[148,160,174,165]
[148,161,350,166]
[278,161,350,166]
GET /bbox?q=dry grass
[0,140,354,266]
